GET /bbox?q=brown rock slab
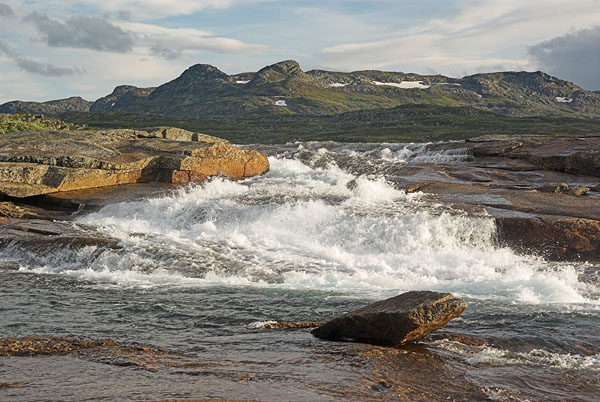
[496,215,600,261]
[311,291,467,346]
[0,129,269,198]
[467,134,600,176]
[0,201,64,219]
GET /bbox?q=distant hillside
[0,97,92,116]
[3,60,600,120]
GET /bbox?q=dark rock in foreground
[311,291,467,346]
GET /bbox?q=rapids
[1,141,598,401]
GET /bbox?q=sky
[1,0,599,103]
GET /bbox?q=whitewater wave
[432,340,600,372]
[2,149,597,305]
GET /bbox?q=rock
[262,321,326,329]
[496,216,600,261]
[0,129,269,198]
[0,336,119,357]
[467,134,600,177]
[537,182,590,196]
[134,126,227,143]
[311,291,467,346]
[0,200,65,219]
[0,218,120,251]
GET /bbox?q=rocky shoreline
[1,130,599,264]
[0,126,270,251]
[392,134,600,263]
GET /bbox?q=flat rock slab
[0,217,120,251]
[0,128,269,198]
[311,291,467,346]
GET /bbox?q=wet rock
[0,129,269,198]
[0,200,66,219]
[311,291,467,346]
[467,134,600,176]
[537,183,590,196]
[262,321,326,329]
[496,216,600,261]
[0,218,120,251]
[0,336,119,357]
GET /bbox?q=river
[1,142,598,401]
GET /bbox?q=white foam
[236,80,250,84]
[247,320,277,329]
[379,143,471,163]
[329,83,348,87]
[432,340,600,371]
[275,99,287,107]
[3,148,595,306]
[373,81,430,89]
[556,96,573,103]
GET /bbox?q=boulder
[311,291,467,346]
[0,128,269,198]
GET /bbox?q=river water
[1,142,599,401]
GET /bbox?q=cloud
[0,3,14,17]
[528,27,600,90]
[317,0,600,76]
[115,21,268,59]
[24,0,234,19]
[0,39,82,76]
[14,58,83,77]
[24,12,135,53]
[149,36,269,58]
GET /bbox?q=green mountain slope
[78,60,600,118]
[3,60,600,143]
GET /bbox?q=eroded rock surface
[390,134,600,262]
[0,128,268,198]
[311,291,467,346]
[0,217,120,251]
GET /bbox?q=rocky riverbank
[0,126,270,253]
[1,131,598,264]
[389,134,600,262]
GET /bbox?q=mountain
[83,60,600,118]
[90,85,154,113]
[2,60,600,128]
[0,96,92,116]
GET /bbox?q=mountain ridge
[2,60,600,119]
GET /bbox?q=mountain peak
[184,63,227,76]
[248,60,309,87]
[149,63,233,100]
[265,60,303,75]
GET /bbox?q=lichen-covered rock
[311,291,467,346]
[0,128,269,198]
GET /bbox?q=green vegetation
[0,113,83,133]
[3,61,600,144]
[61,106,600,144]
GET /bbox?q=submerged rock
[311,291,467,346]
[0,128,269,198]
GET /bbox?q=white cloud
[318,0,600,76]
[21,0,234,19]
[117,22,268,58]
